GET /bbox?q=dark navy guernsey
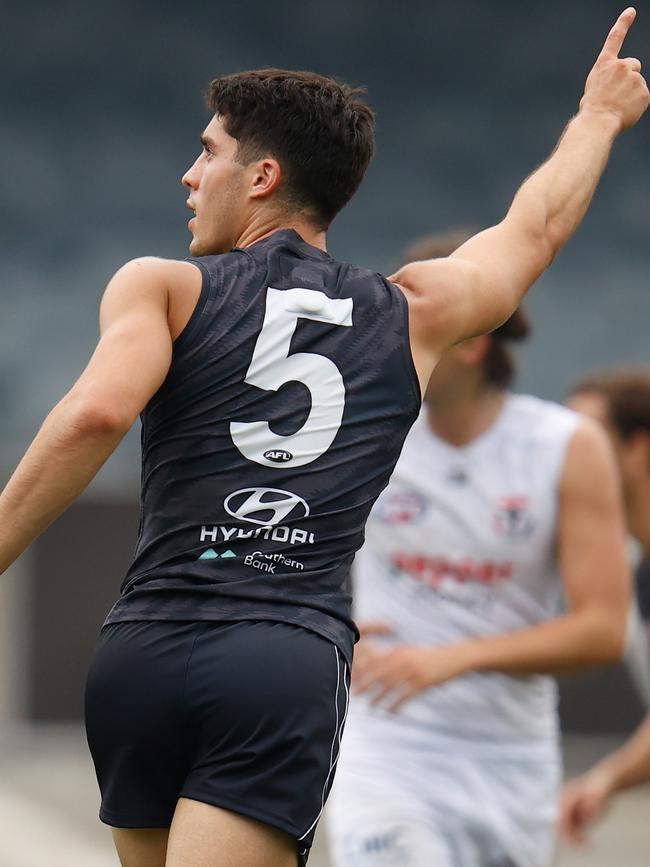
[105,229,421,664]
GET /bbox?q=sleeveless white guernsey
[350,393,581,753]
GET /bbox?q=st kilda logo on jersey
[224,487,310,526]
[493,495,535,538]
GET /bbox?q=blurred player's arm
[0,257,195,575]
[395,8,648,384]
[559,712,650,843]
[354,420,631,709]
[464,419,631,672]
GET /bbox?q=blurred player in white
[560,367,650,845]
[326,235,632,867]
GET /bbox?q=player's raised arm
[397,8,649,370]
[0,257,194,575]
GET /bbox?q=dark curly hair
[570,368,650,439]
[207,69,375,228]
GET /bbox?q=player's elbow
[79,403,134,437]
[57,392,134,439]
[603,625,627,665]
[588,605,628,664]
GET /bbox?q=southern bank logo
[224,487,310,526]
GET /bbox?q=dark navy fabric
[86,619,350,865]
[105,229,421,663]
[637,557,650,621]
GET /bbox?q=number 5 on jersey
[231,287,354,468]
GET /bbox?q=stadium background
[1,0,649,864]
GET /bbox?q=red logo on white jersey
[374,491,428,525]
[391,552,513,588]
[493,496,535,538]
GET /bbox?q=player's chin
[188,230,224,257]
[188,234,205,256]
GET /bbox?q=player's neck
[627,481,650,558]
[425,385,507,448]
[235,212,327,252]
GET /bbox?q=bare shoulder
[560,418,619,498]
[389,257,481,391]
[104,257,204,340]
[392,257,481,344]
[110,256,200,290]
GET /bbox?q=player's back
[106,229,421,662]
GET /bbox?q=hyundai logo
[263,449,293,463]
[224,487,310,526]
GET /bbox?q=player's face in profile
[182,115,248,255]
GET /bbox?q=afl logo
[224,487,310,526]
[264,449,293,464]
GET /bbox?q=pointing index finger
[600,7,636,60]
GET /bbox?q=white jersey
[351,393,581,753]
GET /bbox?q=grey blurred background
[1,0,649,864]
[2,0,650,488]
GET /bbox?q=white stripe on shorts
[299,645,350,841]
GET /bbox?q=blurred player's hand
[580,7,649,132]
[558,769,614,844]
[352,642,474,711]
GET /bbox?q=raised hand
[581,7,650,132]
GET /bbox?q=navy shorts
[85,619,350,865]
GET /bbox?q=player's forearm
[591,714,650,793]
[506,109,620,263]
[461,606,626,676]
[0,397,128,574]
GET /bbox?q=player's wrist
[575,103,625,137]
[456,638,491,674]
[587,761,621,797]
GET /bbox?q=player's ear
[249,158,283,200]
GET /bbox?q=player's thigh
[327,808,455,867]
[111,827,169,867]
[327,769,455,867]
[166,798,297,867]
[474,756,560,867]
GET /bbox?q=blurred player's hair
[571,367,650,439]
[207,69,375,229]
[402,228,530,389]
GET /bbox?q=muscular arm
[354,421,631,708]
[396,9,649,389]
[462,421,631,674]
[0,257,198,575]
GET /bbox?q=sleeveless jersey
[350,394,580,750]
[104,229,421,663]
